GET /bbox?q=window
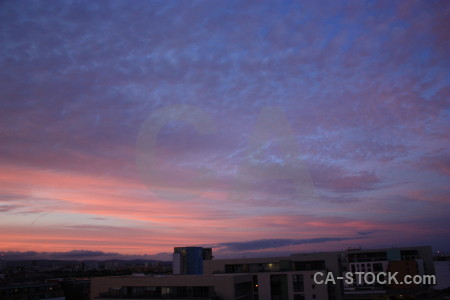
[225,264,243,273]
[270,274,288,299]
[253,275,259,294]
[294,260,325,271]
[373,263,383,272]
[292,274,304,292]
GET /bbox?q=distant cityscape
[1,245,449,300]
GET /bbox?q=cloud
[217,236,362,252]
[0,0,449,255]
[0,204,22,212]
[0,250,171,261]
[357,231,376,236]
[415,152,450,177]
[308,163,383,193]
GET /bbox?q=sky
[0,0,449,260]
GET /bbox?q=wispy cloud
[216,236,364,252]
[0,0,449,255]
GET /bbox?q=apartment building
[204,252,343,300]
[173,247,213,275]
[90,246,437,300]
[343,246,435,299]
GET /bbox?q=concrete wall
[434,260,450,290]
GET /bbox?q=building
[173,247,213,275]
[343,246,435,299]
[434,260,450,290]
[0,252,5,271]
[204,251,343,300]
[91,273,253,299]
[0,282,65,300]
[61,279,91,300]
[91,246,437,300]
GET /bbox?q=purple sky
[0,0,449,259]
